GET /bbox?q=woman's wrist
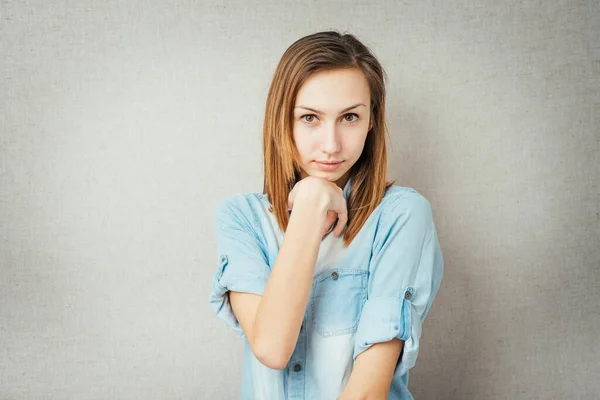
[289,194,329,226]
[293,187,329,218]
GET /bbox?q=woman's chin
[302,165,349,183]
[309,171,341,181]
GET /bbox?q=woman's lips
[314,161,343,171]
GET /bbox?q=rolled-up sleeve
[353,191,443,377]
[209,195,271,337]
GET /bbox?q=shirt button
[294,364,302,372]
[404,290,412,300]
[331,272,339,280]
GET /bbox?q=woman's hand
[287,176,348,238]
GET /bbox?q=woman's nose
[320,123,341,154]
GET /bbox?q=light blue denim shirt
[210,178,444,399]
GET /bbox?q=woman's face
[292,68,372,188]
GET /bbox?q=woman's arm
[230,192,328,370]
[342,190,443,395]
[338,339,404,400]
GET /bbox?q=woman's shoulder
[380,184,433,217]
[215,191,269,225]
[371,184,435,247]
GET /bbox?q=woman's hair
[262,31,395,247]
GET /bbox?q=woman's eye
[300,114,317,124]
[343,113,359,123]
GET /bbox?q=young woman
[210,31,444,400]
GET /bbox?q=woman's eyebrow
[294,103,367,115]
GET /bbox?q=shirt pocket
[311,268,368,337]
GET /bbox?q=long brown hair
[262,31,395,247]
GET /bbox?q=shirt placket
[287,316,307,399]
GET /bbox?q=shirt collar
[343,176,352,201]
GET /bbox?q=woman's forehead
[294,69,370,111]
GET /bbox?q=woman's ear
[368,118,373,131]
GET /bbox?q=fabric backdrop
[1,0,598,398]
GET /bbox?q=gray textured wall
[1,1,598,399]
